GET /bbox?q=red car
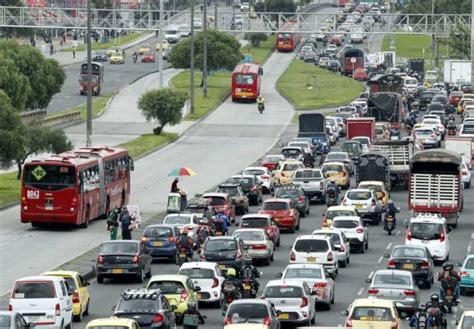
[261,154,284,172]
[329,36,342,46]
[449,91,463,106]
[202,192,235,223]
[258,198,300,233]
[239,214,281,247]
[141,52,156,63]
[353,68,368,81]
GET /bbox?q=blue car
[460,254,474,294]
[142,224,181,261]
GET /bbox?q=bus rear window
[23,165,76,190]
[235,74,255,85]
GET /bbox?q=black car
[328,60,340,72]
[216,183,249,215]
[184,198,217,222]
[92,50,108,62]
[231,175,262,206]
[273,185,310,217]
[419,90,438,111]
[200,236,248,271]
[385,245,435,289]
[114,288,176,328]
[97,240,152,283]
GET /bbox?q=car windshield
[179,268,214,279]
[241,218,269,228]
[282,163,301,171]
[461,125,474,134]
[265,286,302,298]
[352,307,393,321]
[227,303,268,321]
[13,281,55,299]
[347,191,371,200]
[460,316,474,329]
[148,280,185,294]
[342,143,359,153]
[234,230,264,241]
[274,188,299,198]
[294,239,328,252]
[313,232,341,244]
[218,186,238,196]
[326,210,355,219]
[239,177,254,187]
[282,149,301,157]
[164,216,192,225]
[88,327,129,329]
[23,164,75,190]
[410,223,442,240]
[262,202,289,211]
[322,164,343,173]
[423,120,439,125]
[415,129,433,136]
[263,156,282,163]
[352,138,368,145]
[284,267,322,279]
[464,258,474,269]
[0,315,10,327]
[204,240,237,252]
[373,274,411,286]
[235,73,255,85]
[116,298,156,312]
[332,220,359,229]
[327,153,348,161]
[289,143,308,149]
[360,184,382,192]
[144,226,173,238]
[392,247,425,258]
[294,170,322,179]
[101,242,138,254]
[244,169,265,176]
[166,30,178,34]
[206,197,225,206]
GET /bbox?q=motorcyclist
[214,210,229,235]
[303,151,314,168]
[132,51,138,63]
[176,228,194,263]
[182,301,206,329]
[425,293,448,328]
[222,268,243,300]
[438,262,461,304]
[326,180,339,201]
[318,144,330,166]
[257,95,265,111]
[384,200,399,227]
[239,257,260,295]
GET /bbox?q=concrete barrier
[19,110,47,123]
[41,110,81,126]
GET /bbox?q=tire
[423,279,431,289]
[60,321,65,329]
[359,243,365,254]
[97,275,104,284]
[265,257,271,266]
[296,220,300,230]
[66,318,73,329]
[467,181,471,189]
[80,206,90,229]
[300,209,306,218]
[347,256,350,264]
[276,237,280,247]
[365,239,369,250]
[136,268,145,283]
[146,264,152,278]
[339,260,346,268]
[73,308,82,322]
[270,252,274,261]
[83,300,89,316]
[331,289,335,304]
[289,226,295,234]
[306,204,310,215]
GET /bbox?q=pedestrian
[72,46,76,59]
[49,43,54,55]
[61,30,66,44]
[30,37,36,47]
[120,207,133,240]
[106,206,120,240]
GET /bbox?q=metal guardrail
[19,109,47,123]
[40,110,81,126]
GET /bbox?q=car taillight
[339,244,345,252]
[300,296,308,308]
[345,316,353,328]
[251,186,258,192]
[200,253,206,261]
[261,174,269,179]
[388,259,396,269]
[431,133,436,137]
[169,236,175,243]
[314,282,327,289]
[342,171,347,177]
[371,199,376,206]
[97,255,104,264]
[420,261,430,270]
[72,291,80,303]
[327,252,333,261]
[407,226,412,241]
[440,230,445,242]
[252,244,267,250]
[404,290,416,296]
[290,251,296,261]
[224,317,233,325]
[55,303,60,316]
[356,228,364,233]
[320,181,324,189]
[152,313,164,323]
[391,321,398,329]
[343,199,348,205]
[368,288,379,295]
[461,271,470,277]
[462,171,468,176]
[8,304,12,311]
[263,316,272,326]
[298,196,305,202]
[212,277,219,288]
[266,228,273,235]
[133,254,139,264]
[180,291,188,303]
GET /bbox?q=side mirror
[365,278,372,283]
[329,272,336,280]
[84,281,90,286]
[341,310,349,316]
[383,252,390,258]
[195,286,201,292]
[259,272,263,276]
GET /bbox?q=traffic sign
[350,57,356,63]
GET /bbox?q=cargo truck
[368,92,403,128]
[298,112,329,154]
[444,60,472,85]
[346,118,375,142]
[409,149,463,228]
[355,152,391,189]
[445,137,473,168]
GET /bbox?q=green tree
[402,0,470,14]
[244,32,268,47]
[254,0,296,21]
[169,29,241,72]
[138,88,188,135]
[0,54,31,111]
[0,90,23,169]
[441,23,471,59]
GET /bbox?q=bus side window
[129,157,134,171]
[79,172,84,192]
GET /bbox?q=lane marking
[378,256,383,264]
[396,230,401,236]
[468,245,472,254]
[403,218,408,225]
[357,288,364,296]
[386,243,393,250]
[471,233,474,240]
[368,271,374,280]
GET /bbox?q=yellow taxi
[458,95,474,114]
[146,274,200,322]
[86,317,139,329]
[456,310,474,329]
[138,43,151,55]
[41,270,90,321]
[110,51,125,64]
[271,160,305,186]
[322,205,359,228]
[155,40,170,51]
[321,161,350,189]
[342,298,402,329]
[106,46,121,57]
[358,181,389,208]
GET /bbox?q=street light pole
[471,0,474,85]
[86,0,92,147]
[214,0,217,29]
[158,0,164,87]
[190,0,195,114]
[203,0,208,97]
[431,0,435,67]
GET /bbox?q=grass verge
[0,172,20,208]
[62,32,144,52]
[117,133,178,159]
[240,35,276,64]
[45,93,114,121]
[277,60,365,111]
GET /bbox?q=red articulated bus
[276,22,301,52]
[339,0,348,7]
[231,63,262,102]
[21,146,134,228]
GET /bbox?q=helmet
[430,293,440,303]
[388,200,394,205]
[244,256,252,265]
[442,262,454,271]
[187,301,196,311]
[181,227,189,234]
[227,268,237,277]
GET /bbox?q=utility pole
[86,0,92,147]
[431,0,435,67]
[158,0,164,87]
[214,0,218,29]
[203,0,208,97]
[471,0,474,85]
[190,0,195,114]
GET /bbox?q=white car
[337,105,358,117]
[277,264,335,308]
[263,280,316,325]
[287,141,313,156]
[312,229,351,267]
[242,166,274,194]
[165,26,181,43]
[462,162,472,188]
[178,262,225,307]
[342,188,383,224]
[289,235,339,275]
[405,213,450,265]
[459,123,474,137]
[403,77,418,93]
[162,213,200,244]
[326,117,341,140]
[422,118,445,137]
[330,216,369,254]
[9,276,74,328]
[177,23,191,37]
[351,136,370,151]
[233,228,274,265]
[333,116,346,136]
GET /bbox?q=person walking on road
[72,46,76,59]
[107,206,120,240]
[120,207,133,240]
[49,43,54,55]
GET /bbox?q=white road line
[471,233,474,240]
[386,243,393,250]
[403,218,408,225]
[378,256,383,264]
[468,245,472,254]
[357,288,364,296]
[368,271,374,279]
[396,230,401,236]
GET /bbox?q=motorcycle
[304,158,313,168]
[384,214,395,235]
[214,221,225,236]
[447,125,456,136]
[409,304,429,329]
[427,306,447,328]
[198,225,212,245]
[242,275,260,298]
[258,102,265,114]
[441,277,458,313]
[177,248,191,266]
[326,190,338,207]
[222,283,240,313]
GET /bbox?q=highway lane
[68,126,474,329]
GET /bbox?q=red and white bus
[339,0,348,7]
[276,22,301,52]
[21,146,133,228]
[231,63,262,102]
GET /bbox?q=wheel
[83,300,89,316]
[423,279,431,289]
[66,318,73,329]
[347,256,350,264]
[97,275,104,284]
[296,220,300,230]
[60,321,65,329]
[289,226,295,233]
[467,181,471,189]
[460,287,466,296]
[331,289,335,304]
[339,259,346,268]
[306,204,310,215]
[447,303,452,314]
[300,209,306,218]
[388,229,392,235]
[265,257,271,266]
[73,307,83,322]
[136,268,145,283]
[270,252,274,261]
[146,264,152,278]
[359,243,365,254]
[365,239,369,250]
[276,237,280,247]
[80,206,90,228]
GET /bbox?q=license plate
[218,264,226,270]
[278,313,289,320]
[307,256,316,263]
[112,268,124,274]
[356,204,363,209]
[45,205,53,211]
[446,294,453,301]
[27,316,39,323]
[197,293,203,299]
[244,284,251,290]
[179,253,186,257]
[403,263,414,270]
[153,241,163,247]
[216,231,223,236]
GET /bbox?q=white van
[165,26,181,43]
[9,276,74,328]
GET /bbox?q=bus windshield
[23,164,76,190]
[234,73,255,85]
[278,33,291,40]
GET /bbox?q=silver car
[233,228,274,266]
[277,263,335,308]
[365,269,420,316]
[342,189,383,224]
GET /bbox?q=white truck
[375,51,396,68]
[444,60,472,85]
[350,25,365,44]
[445,136,473,169]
